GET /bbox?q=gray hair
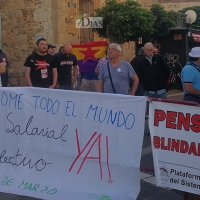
[138,47,145,55]
[109,43,122,52]
[144,42,153,48]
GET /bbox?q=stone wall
[152,0,200,11]
[0,0,54,86]
[0,0,79,86]
[55,0,79,48]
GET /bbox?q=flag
[72,41,108,73]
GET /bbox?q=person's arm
[49,56,58,88]
[95,59,102,76]
[130,75,139,95]
[97,80,104,93]
[97,64,105,93]
[160,55,170,81]
[71,65,78,85]
[127,62,139,95]
[49,68,58,88]
[25,67,33,87]
[71,55,78,85]
[184,83,200,96]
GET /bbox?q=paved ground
[0,90,185,200]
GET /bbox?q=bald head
[144,42,154,58]
[63,44,72,54]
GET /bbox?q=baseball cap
[189,47,200,58]
[48,44,56,49]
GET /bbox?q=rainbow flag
[72,41,108,73]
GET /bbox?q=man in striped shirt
[95,56,108,76]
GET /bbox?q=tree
[179,6,200,30]
[92,0,155,44]
[150,4,178,39]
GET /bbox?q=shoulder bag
[107,62,116,94]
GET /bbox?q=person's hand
[71,76,77,85]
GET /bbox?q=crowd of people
[0,37,200,106]
[23,38,169,100]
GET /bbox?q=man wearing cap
[48,44,56,55]
[181,47,200,104]
[97,43,139,95]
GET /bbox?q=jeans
[183,94,200,104]
[144,90,167,115]
[58,85,73,90]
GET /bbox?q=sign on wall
[0,87,146,200]
[149,101,200,195]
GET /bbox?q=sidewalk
[138,180,183,200]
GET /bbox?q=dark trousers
[135,83,144,96]
[183,94,200,104]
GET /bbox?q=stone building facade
[0,0,199,86]
[0,0,79,86]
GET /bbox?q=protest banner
[0,87,146,200]
[149,99,200,195]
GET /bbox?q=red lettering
[180,140,189,153]
[167,138,171,150]
[177,113,190,131]
[188,142,197,156]
[161,137,167,150]
[106,136,112,181]
[171,139,180,152]
[191,114,200,133]
[153,136,160,149]
[166,111,177,129]
[69,129,103,179]
[154,109,166,126]
[77,134,102,179]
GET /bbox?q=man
[80,41,99,92]
[48,44,56,55]
[181,47,200,104]
[54,44,78,90]
[95,47,108,76]
[24,38,57,88]
[130,47,145,96]
[0,49,9,87]
[140,42,169,99]
[98,43,139,95]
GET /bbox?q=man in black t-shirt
[24,38,58,88]
[54,44,78,90]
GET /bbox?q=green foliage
[179,6,200,30]
[150,4,178,38]
[93,0,154,43]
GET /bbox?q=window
[79,0,94,43]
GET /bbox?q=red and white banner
[149,100,200,195]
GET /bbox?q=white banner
[0,87,146,200]
[149,101,200,195]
